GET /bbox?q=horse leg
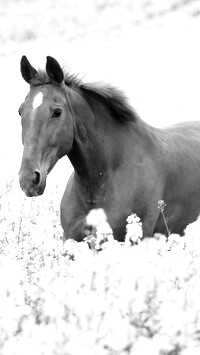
[60,173,87,242]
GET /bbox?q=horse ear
[20,56,38,84]
[46,56,64,84]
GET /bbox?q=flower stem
[157,200,170,239]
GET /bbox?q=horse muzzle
[19,169,46,197]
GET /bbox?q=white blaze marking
[32,92,43,110]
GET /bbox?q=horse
[19,55,200,241]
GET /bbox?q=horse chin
[23,182,46,197]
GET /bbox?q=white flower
[125,213,143,246]
[96,221,113,237]
[85,209,114,250]
[85,208,107,227]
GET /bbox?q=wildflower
[85,208,107,228]
[125,213,143,246]
[84,209,114,250]
[157,199,166,212]
[95,221,114,249]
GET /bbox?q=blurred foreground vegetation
[0,179,200,355]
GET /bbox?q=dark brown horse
[19,55,200,241]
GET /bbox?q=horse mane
[30,69,138,124]
[64,71,138,125]
[80,82,138,123]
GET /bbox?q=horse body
[155,122,200,235]
[60,102,162,241]
[19,56,200,241]
[61,116,200,240]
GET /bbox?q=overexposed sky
[1,0,200,181]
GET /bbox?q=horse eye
[52,108,62,118]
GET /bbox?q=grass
[1,178,200,354]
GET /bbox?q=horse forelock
[29,68,81,88]
[30,70,51,87]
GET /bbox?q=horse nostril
[33,171,41,186]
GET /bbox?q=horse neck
[67,88,127,185]
[67,87,160,188]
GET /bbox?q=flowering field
[0,177,200,354]
[1,0,200,354]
